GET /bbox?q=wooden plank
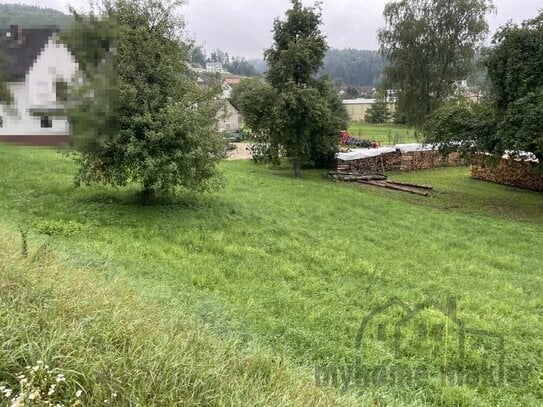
[386,180,434,190]
[361,180,429,196]
[329,171,388,181]
[335,175,387,181]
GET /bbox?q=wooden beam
[361,180,430,196]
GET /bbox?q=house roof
[0,25,58,81]
[227,98,240,112]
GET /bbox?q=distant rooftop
[0,25,59,80]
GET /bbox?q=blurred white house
[0,25,78,145]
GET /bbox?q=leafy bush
[424,100,497,156]
[248,143,271,163]
[392,111,408,124]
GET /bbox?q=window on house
[40,116,52,128]
[0,116,3,128]
[55,80,68,102]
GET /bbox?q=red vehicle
[339,130,379,148]
[340,130,350,144]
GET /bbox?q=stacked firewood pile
[332,149,466,195]
[337,150,464,173]
[471,155,543,192]
[338,152,402,173]
[400,151,464,171]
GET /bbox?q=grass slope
[0,226,351,406]
[0,144,542,406]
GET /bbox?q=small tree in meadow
[65,0,225,200]
[233,0,347,176]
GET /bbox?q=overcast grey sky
[3,0,542,58]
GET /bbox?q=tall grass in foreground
[0,227,354,406]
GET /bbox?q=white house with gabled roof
[0,25,79,145]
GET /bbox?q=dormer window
[40,115,52,128]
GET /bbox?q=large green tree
[232,1,347,175]
[64,0,224,199]
[484,13,543,162]
[425,11,543,164]
[263,0,346,176]
[378,0,494,126]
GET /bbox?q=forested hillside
[0,4,71,29]
[320,48,385,86]
[250,48,386,87]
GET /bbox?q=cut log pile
[471,155,543,192]
[337,150,464,173]
[331,147,465,195]
[338,152,401,173]
[329,171,433,196]
[400,151,464,171]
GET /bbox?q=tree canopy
[231,78,276,139]
[64,0,225,199]
[232,1,347,175]
[425,11,543,164]
[265,0,327,89]
[251,0,347,175]
[485,13,543,112]
[484,12,543,161]
[379,0,494,126]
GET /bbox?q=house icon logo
[315,296,533,394]
[354,296,505,387]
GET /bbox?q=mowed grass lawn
[348,122,419,145]
[0,144,542,406]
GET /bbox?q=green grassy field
[348,122,419,144]
[0,144,542,406]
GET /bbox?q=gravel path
[226,142,252,160]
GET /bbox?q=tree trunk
[293,157,301,177]
[142,183,156,203]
